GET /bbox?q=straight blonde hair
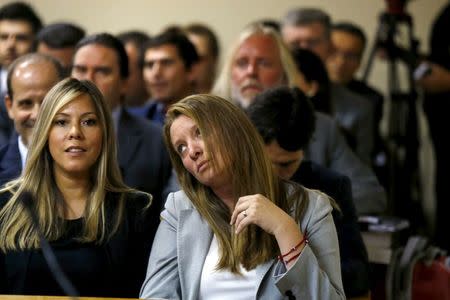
[0,78,141,252]
[164,94,307,273]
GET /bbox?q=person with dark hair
[0,78,158,297]
[281,7,331,61]
[140,94,345,299]
[37,22,85,75]
[281,8,376,166]
[0,1,42,67]
[291,48,332,114]
[247,86,370,297]
[185,23,220,93]
[0,53,63,185]
[0,1,43,145]
[117,30,151,112]
[142,29,199,124]
[328,22,386,184]
[71,32,172,212]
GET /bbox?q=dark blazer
[0,133,21,186]
[0,192,159,297]
[0,76,13,146]
[117,108,172,211]
[292,160,370,297]
[145,101,165,125]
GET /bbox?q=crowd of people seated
[0,1,448,299]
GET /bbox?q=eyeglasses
[330,49,361,62]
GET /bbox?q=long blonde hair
[164,94,307,273]
[212,22,301,104]
[0,78,137,252]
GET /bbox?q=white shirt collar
[1,68,8,93]
[17,135,28,169]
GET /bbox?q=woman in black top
[0,78,158,297]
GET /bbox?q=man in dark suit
[0,53,63,185]
[328,22,387,185]
[281,8,375,165]
[71,33,172,210]
[246,86,369,298]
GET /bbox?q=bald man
[0,53,63,184]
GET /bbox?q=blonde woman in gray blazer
[140,94,345,300]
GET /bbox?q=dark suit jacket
[0,87,13,147]
[0,191,159,297]
[117,108,172,212]
[0,134,22,186]
[291,160,370,297]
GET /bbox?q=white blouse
[199,235,259,300]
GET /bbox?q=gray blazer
[306,112,387,215]
[140,189,345,300]
[331,84,375,166]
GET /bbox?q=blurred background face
[327,30,363,84]
[230,34,285,108]
[188,33,216,93]
[5,61,60,146]
[282,22,331,62]
[72,44,126,110]
[48,94,102,178]
[143,44,192,105]
[265,140,303,180]
[37,42,75,75]
[123,41,149,106]
[0,20,34,67]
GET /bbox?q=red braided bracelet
[284,251,302,265]
[277,234,308,261]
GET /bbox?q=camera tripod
[363,10,424,228]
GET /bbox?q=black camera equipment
[363,0,427,228]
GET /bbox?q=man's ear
[299,149,305,164]
[4,94,14,119]
[187,63,198,84]
[306,81,319,97]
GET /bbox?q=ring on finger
[243,210,248,217]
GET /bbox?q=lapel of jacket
[117,108,143,168]
[254,259,275,297]
[178,207,213,300]
[0,134,21,169]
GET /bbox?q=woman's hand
[230,194,306,268]
[230,194,297,236]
